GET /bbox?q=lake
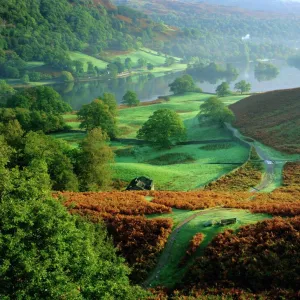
[53,60,300,110]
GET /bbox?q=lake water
[53,73,181,110]
[197,60,300,94]
[53,60,300,110]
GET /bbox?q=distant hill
[114,0,300,61]
[188,0,300,14]
[230,88,300,154]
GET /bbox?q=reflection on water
[197,60,300,93]
[53,73,183,110]
[53,60,300,110]
[254,72,278,82]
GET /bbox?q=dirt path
[142,207,228,287]
[225,123,280,192]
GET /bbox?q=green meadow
[68,51,108,71]
[113,93,249,190]
[54,93,250,190]
[102,47,180,66]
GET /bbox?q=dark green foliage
[216,82,231,97]
[77,99,117,138]
[169,74,195,94]
[199,143,234,151]
[0,155,145,299]
[0,108,68,133]
[74,128,114,191]
[7,86,72,114]
[0,0,157,75]
[137,58,147,68]
[122,90,140,106]
[125,57,133,70]
[0,80,15,99]
[199,96,235,125]
[107,63,119,78]
[23,132,79,191]
[234,80,251,94]
[3,87,72,133]
[137,108,186,148]
[146,153,195,165]
[147,63,154,70]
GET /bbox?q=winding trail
[142,207,227,287]
[143,125,299,287]
[225,123,296,192]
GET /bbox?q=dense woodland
[116,0,300,62]
[0,0,173,79]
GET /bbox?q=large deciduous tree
[199,96,235,125]
[234,80,251,94]
[75,128,114,191]
[137,109,186,148]
[77,99,117,138]
[122,90,140,107]
[169,74,196,95]
[216,82,231,97]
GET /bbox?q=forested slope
[115,0,299,61]
[0,0,177,78]
[230,88,300,154]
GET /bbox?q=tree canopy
[199,96,235,125]
[122,90,140,107]
[169,74,196,95]
[6,86,71,114]
[77,99,117,138]
[216,82,231,97]
[137,108,186,148]
[234,80,251,94]
[0,80,15,99]
[74,128,114,191]
[0,146,145,299]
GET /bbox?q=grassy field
[113,93,249,190]
[147,208,272,287]
[101,48,179,67]
[68,51,108,71]
[54,93,250,190]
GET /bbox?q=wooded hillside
[0,0,177,75]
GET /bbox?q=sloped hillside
[230,88,300,154]
[0,0,179,72]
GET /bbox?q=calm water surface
[53,60,300,110]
